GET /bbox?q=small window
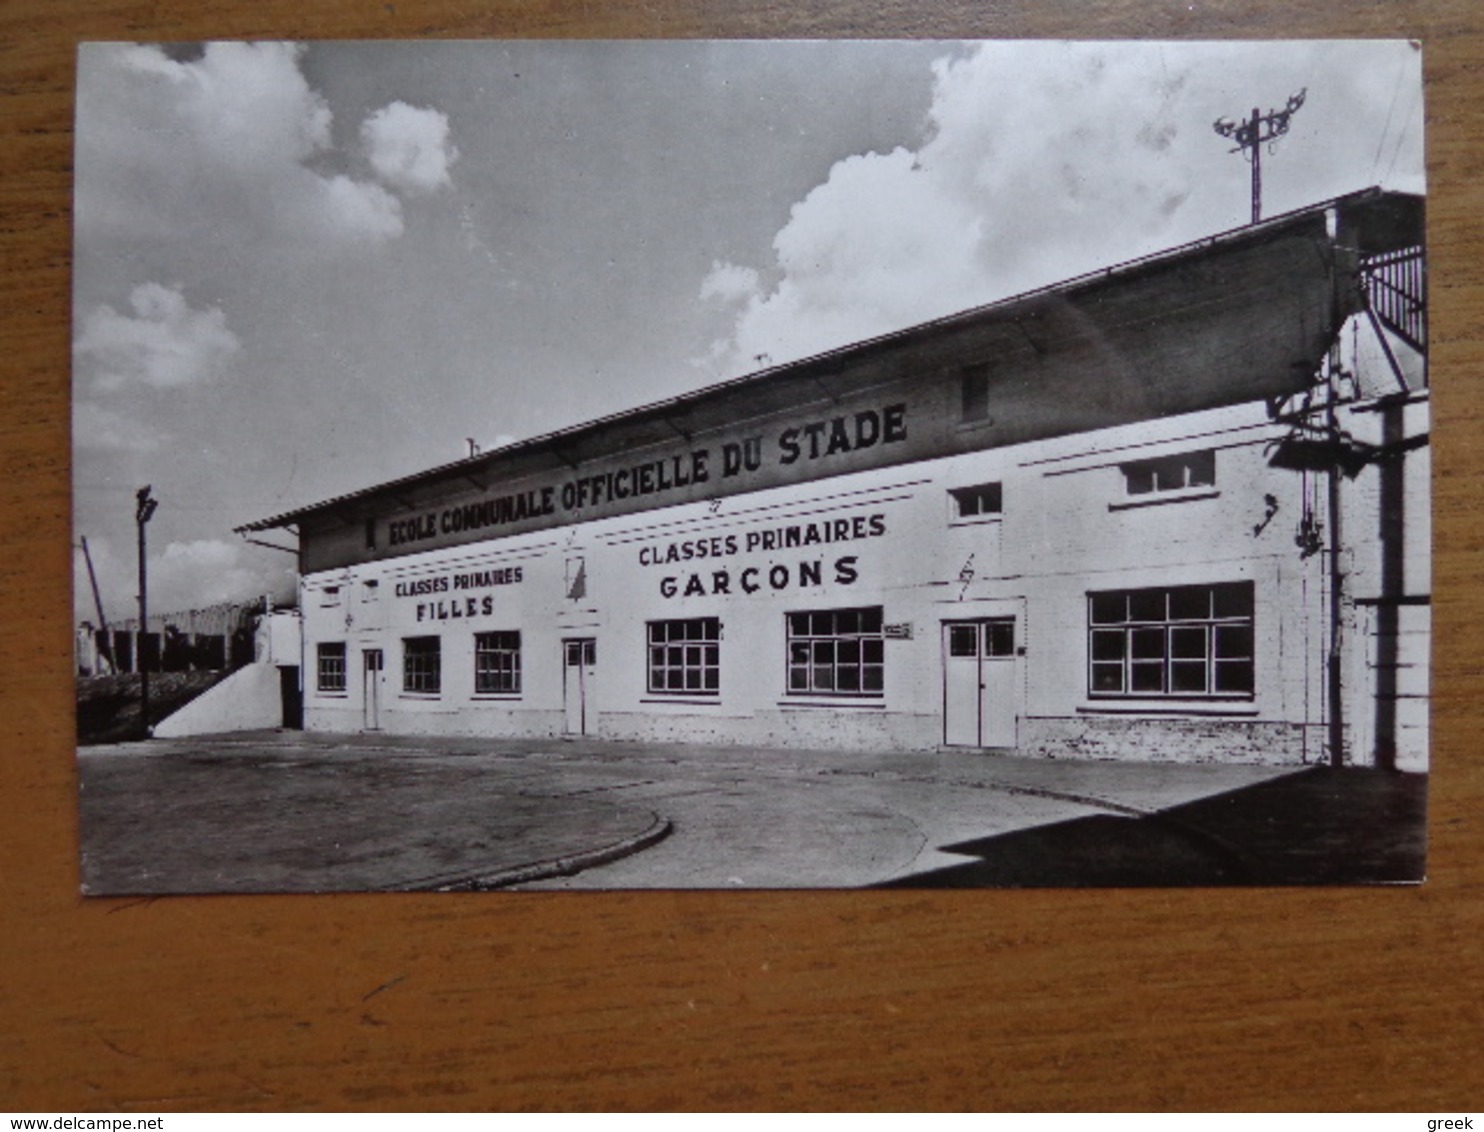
[961,364,990,423]
[986,620,1015,657]
[948,624,978,657]
[1121,450,1216,496]
[648,618,720,695]
[475,631,521,695]
[317,642,346,693]
[948,620,1014,658]
[950,482,1003,520]
[319,585,342,608]
[403,636,441,695]
[786,606,884,696]
[361,579,380,603]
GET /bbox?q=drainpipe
[1324,205,1346,769]
[1326,373,1345,769]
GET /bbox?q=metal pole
[80,536,112,674]
[135,487,158,737]
[1212,90,1305,226]
[137,505,149,734]
[1249,108,1262,224]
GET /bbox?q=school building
[238,188,1428,769]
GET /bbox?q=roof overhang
[238,187,1423,540]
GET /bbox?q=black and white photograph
[71,39,1429,893]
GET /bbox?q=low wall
[1019,716,1323,766]
[153,663,285,738]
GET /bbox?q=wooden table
[3,2,1481,1110]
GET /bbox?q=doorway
[362,648,384,731]
[277,665,303,730]
[563,637,596,736]
[942,618,1018,748]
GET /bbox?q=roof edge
[238,186,1420,534]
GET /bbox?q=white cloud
[362,101,459,195]
[725,147,992,368]
[76,42,419,245]
[75,535,294,624]
[152,539,296,613]
[321,175,405,241]
[699,261,761,305]
[73,401,166,452]
[75,282,240,393]
[155,543,293,620]
[705,41,1426,377]
[707,45,1196,373]
[117,42,332,169]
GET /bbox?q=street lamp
[1213,88,1307,224]
[136,485,158,737]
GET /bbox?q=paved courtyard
[76,730,1426,893]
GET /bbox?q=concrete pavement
[75,730,1424,893]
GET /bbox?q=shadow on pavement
[880,767,1428,887]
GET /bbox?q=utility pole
[135,486,158,737]
[1213,88,1306,224]
[79,536,112,674]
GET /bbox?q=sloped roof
[239,187,1422,535]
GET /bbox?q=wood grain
[4,2,1482,1111]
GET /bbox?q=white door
[942,619,1018,748]
[563,638,596,736]
[362,648,383,731]
[944,623,983,747]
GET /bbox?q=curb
[409,812,674,892]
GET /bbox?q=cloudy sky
[71,39,1425,622]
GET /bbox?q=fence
[77,598,274,676]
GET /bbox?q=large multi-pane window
[647,618,720,695]
[317,642,347,693]
[1089,582,1254,698]
[402,636,441,695]
[787,607,885,696]
[475,631,521,695]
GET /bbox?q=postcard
[72,40,1428,891]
